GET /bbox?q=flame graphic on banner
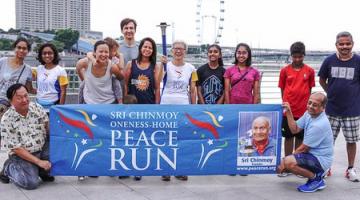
[186,112,227,169]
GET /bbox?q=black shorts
[282,117,304,139]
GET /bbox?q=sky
[1,0,360,51]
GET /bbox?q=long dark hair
[208,44,224,66]
[37,43,61,65]
[137,37,157,66]
[234,43,252,66]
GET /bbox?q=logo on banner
[57,110,102,170]
[186,111,228,169]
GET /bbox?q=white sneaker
[346,168,359,182]
[78,176,85,181]
[277,172,291,177]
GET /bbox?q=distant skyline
[1,0,360,51]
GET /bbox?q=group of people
[0,17,358,193]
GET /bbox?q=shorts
[282,117,304,139]
[294,153,324,175]
[327,115,360,143]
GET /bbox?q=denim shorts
[294,153,324,175]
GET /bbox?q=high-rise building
[16,0,90,31]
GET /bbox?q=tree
[7,28,21,33]
[53,28,79,52]
[33,43,44,53]
[51,40,65,53]
[0,39,13,50]
[43,29,56,34]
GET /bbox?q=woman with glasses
[33,43,68,111]
[160,40,197,105]
[159,40,197,181]
[224,43,260,104]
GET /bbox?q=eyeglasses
[42,51,54,56]
[173,47,185,51]
[236,51,248,55]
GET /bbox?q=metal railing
[63,67,324,104]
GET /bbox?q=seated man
[0,83,54,189]
[278,92,333,193]
[251,116,276,156]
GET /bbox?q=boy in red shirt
[278,42,315,177]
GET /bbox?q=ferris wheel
[195,0,225,45]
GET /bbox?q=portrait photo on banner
[237,111,279,169]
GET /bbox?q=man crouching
[278,92,333,192]
[0,83,54,189]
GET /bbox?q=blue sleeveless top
[128,60,155,104]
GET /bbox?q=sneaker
[296,174,305,178]
[297,178,326,193]
[346,168,359,182]
[134,176,142,181]
[277,172,291,177]
[118,176,130,179]
[78,176,85,181]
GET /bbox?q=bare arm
[190,80,197,104]
[111,63,124,80]
[294,143,310,154]
[253,80,260,104]
[154,63,161,104]
[197,86,205,104]
[216,93,225,104]
[25,80,36,94]
[224,78,231,104]
[59,84,67,104]
[12,148,51,171]
[282,102,303,134]
[76,58,89,81]
[319,78,328,93]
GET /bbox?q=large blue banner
[50,104,282,176]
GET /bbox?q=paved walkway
[1,134,360,200]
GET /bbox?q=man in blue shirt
[318,31,360,182]
[278,92,333,193]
